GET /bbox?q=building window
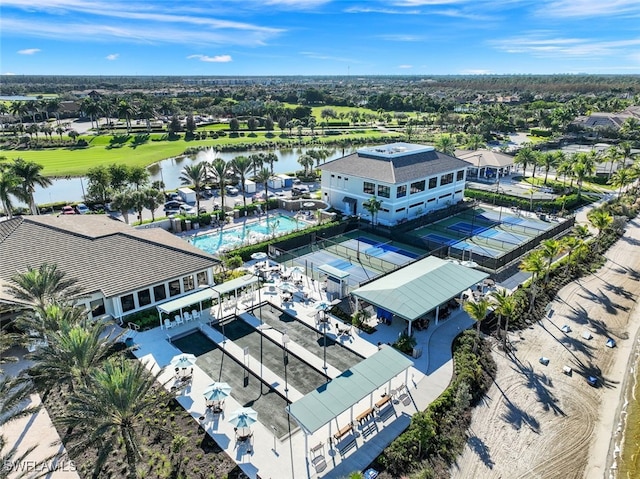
[428,177,438,189]
[377,185,390,198]
[363,182,375,194]
[456,170,465,181]
[455,189,463,195]
[121,294,135,313]
[197,271,208,287]
[427,198,436,202]
[90,298,106,317]
[183,275,195,292]
[410,180,425,194]
[440,173,454,185]
[381,208,390,213]
[153,284,167,302]
[137,289,152,307]
[396,185,406,198]
[338,175,342,179]
[439,193,452,199]
[168,280,181,297]
[331,174,335,178]
[395,207,406,213]
[409,201,424,208]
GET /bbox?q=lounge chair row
[164,309,201,329]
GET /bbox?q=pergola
[156,287,216,327]
[287,346,413,460]
[211,274,260,318]
[351,256,489,334]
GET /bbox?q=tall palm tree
[572,152,595,198]
[117,99,135,133]
[82,97,102,131]
[605,145,621,180]
[142,188,164,222]
[363,196,382,226]
[10,158,52,215]
[110,189,136,224]
[465,133,485,151]
[60,357,168,479]
[561,234,589,275]
[462,296,491,352]
[127,165,150,191]
[588,209,613,238]
[137,101,156,133]
[434,134,456,156]
[514,147,536,178]
[490,288,516,350]
[231,156,252,209]
[255,167,271,221]
[610,168,632,197]
[298,154,315,177]
[5,263,82,313]
[263,152,278,175]
[179,162,207,213]
[26,317,119,394]
[540,238,562,281]
[0,163,21,219]
[519,250,546,312]
[208,158,228,211]
[249,153,264,176]
[9,101,28,129]
[540,152,559,185]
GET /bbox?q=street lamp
[257,323,271,395]
[282,332,290,394]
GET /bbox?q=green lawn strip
[2,129,393,176]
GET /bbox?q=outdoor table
[333,423,353,441]
[375,395,392,409]
[236,427,252,441]
[356,407,375,424]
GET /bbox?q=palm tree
[556,156,573,189]
[137,101,156,133]
[110,189,136,224]
[127,165,150,191]
[60,357,168,479]
[26,317,119,394]
[10,158,52,215]
[514,147,536,178]
[231,156,252,209]
[540,152,559,185]
[0,163,21,219]
[5,263,82,313]
[434,134,456,155]
[363,196,382,226]
[490,288,516,350]
[255,168,271,221]
[519,250,546,312]
[9,101,28,129]
[82,97,102,131]
[540,238,562,281]
[572,152,595,198]
[142,188,164,222]
[588,209,612,238]
[117,99,135,133]
[605,145,621,180]
[249,153,264,176]
[465,134,485,150]
[462,296,491,352]
[263,152,278,175]
[86,165,112,205]
[298,154,315,177]
[561,234,589,275]
[208,158,228,211]
[610,168,633,197]
[179,162,207,213]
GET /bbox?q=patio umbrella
[228,407,258,428]
[303,202,315,209]
[251,252,268,261]
[314,301,330,311]
[279,282,297,293]
[170,354,197,369]
[203,382,232,402]
[289,266,304,278]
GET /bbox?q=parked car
[252,191,275,202]
[179,204,197,215]
[61,206,75,215]
[75,203,90,215]
[226,185,239,195]
[164,200,182,213]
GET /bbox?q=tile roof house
[317,143,470,225]
[455,149,515,179]
[0,215,218,322]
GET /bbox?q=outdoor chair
[310,442,327,473]
[164,318,176,329]
[175,314,185,326]
[191,309,200,320]
[183,311,193,323]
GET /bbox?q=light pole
[257,323,270,395]
[282,332,290,394]
[322,310,328,375]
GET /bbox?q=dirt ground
[450,217,640,479]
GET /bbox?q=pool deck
[129,275,475,479]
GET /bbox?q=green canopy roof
[287,346,413,435]
[352,256,489,321]
[212,274,259,296]
[157,287,215,314]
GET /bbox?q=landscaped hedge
[464,188,591,212]
[530,128,553,137]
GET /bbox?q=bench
[375,395,392,409]
[333,423,353,441]
[356,407,375,425]
[336,435,357,457]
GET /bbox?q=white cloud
[106,53,119,60]
[379,34,424,42]
[398,64,413,69]
[187,54,232,63]
[17,48,40,55]
[3,72,17,75]
[540,0,640,18]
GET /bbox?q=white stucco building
[318,142,470,226]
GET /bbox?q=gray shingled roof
[456,149,515,168]
[318,147,470,184]
[0,216,218,299]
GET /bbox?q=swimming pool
[190,214,302,255]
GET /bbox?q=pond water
[33,145,357,205]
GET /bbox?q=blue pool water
[190,214,301,255]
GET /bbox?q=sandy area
[451,216,640,479]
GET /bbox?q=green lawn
[1,129,393,176]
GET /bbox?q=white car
[226,186,239,195]
[179,205,197,215]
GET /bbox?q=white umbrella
[228,407,258,428]
[279,282,297,293]
[251,252,268,261]
[203,382,232,401]
[289,266,304,278]
[303,202,315,209]
[314,301,330,311]
[170,354,197,369]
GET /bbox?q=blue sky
[2,0,640,76]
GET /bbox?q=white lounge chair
[183,311,193,323]
[164,318,176,329]
[191,309,200,320]
[175,314,184,326]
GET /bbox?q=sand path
[451,215,640,479]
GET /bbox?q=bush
[530,128,552,137]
